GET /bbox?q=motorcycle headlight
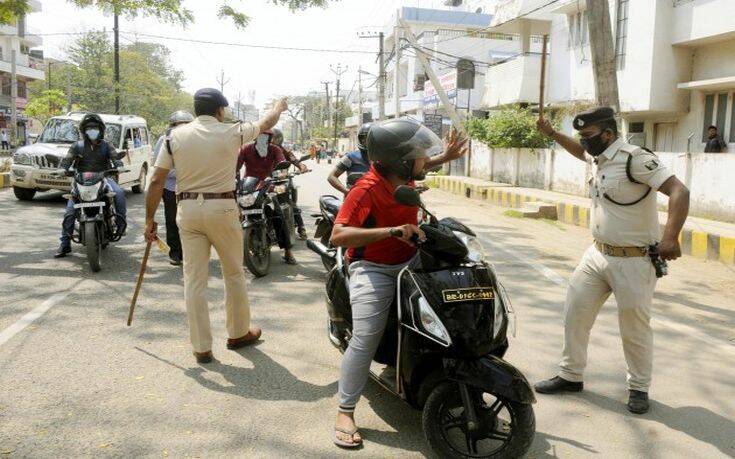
[238,193,257,208]
[13,152,31,166]
[417,297,451,346]
[78,182,102,202]
[273,184,288,194]
[454,231,485,263]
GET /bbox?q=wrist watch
[389,227,402,238]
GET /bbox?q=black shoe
[54,245,71,258]
[170,257,182,266]
[534,376,583,394]
[627,390,649,414]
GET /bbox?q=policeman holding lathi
[535,107,690,414]
[144,88,288,364]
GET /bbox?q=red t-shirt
[335,165,418,265]
[237,143,286,181]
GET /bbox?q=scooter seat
[320,195,342,217]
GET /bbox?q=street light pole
[114,11,120,114]
[330,64,348,151]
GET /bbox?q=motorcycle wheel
[320,232,336,271]
[84,223,101,273]
[422,382,535,459]
[243,225,271,277]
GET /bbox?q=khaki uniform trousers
[176,198,250,353]
[559,245,657,391]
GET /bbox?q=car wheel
[13,186,36,201]
[132,165,147,194]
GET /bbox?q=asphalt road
[0,163,733,458]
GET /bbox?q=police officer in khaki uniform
[144,88,288,364]
[535,107,690,414]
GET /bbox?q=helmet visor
[399,124,444,160]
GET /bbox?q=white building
[485,0,735,153]
[0,0,44,142]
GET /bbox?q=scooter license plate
[442,287,495,303]
[241,209,262,215]
[74,202,106,209]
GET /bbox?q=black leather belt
[176,191,236,203]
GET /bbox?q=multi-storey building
[483,0,735,153]
[0,0,44,143]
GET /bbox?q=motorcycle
[307,185,536,458]
[238,159,309,277]
[61,168,127,272]
[309,172,365,271]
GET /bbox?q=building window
[567,12,588,49]
[702,94,715,142]
[702,92,734,143]
[615,0,629,70]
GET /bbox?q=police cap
[573,106,615,130]
[194,88,229,108]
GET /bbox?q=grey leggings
[338,256,418,412]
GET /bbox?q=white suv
[10,112,153,201]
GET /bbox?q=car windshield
[39,119,79,143]
[38,119,123,148]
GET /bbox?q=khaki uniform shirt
[590,139,674,247]
[154,116,258,193]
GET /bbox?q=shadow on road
[136,346,337,403]
[581,391,735,457]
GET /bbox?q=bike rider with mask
[328,123,372,195]
[329,118,467,448]
[269,127,309,240]
[237,130,302,265]
[54,113,127,258]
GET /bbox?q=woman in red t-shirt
[330,119,467,448]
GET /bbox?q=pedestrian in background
[535,107,690,414]
[1,130,9,150]
[145,88,288,364]
[704,125,728,152]
[151,110,194,266]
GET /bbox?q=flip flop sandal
[283,255,298,265]
[333,427,363,448]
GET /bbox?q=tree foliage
[24,90,68,125]
[0,0,336,27]
[286,93,351,141]
[30,32,193,136]
[466,106,557,149]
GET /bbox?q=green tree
[24,89,67,125]
[1,0,336,27]
[466,106,557,149]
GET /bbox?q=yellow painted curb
[691,231,708,259]
[0,173,10,188]
[579,207,589,228]
[720,237,735,264]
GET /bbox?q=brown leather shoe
[193,350,213,364]
[227,327,262,349]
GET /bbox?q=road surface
[0,163,733,458]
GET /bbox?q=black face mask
[580,133,609,157]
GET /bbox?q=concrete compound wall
[468,143,735,223]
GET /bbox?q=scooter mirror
[394,185,422,207]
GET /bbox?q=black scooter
[308,186,536,458]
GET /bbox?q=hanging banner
[423,69,457,110]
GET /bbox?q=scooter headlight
[417,297,451,346]
[273,184,288,195]
[238,193,257,208]
[454,231,485,263]
[78,182,102,202]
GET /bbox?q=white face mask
[86,129,100,141]
[255,135,269,158]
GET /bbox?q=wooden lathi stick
[127,241,152,326]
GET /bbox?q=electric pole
[357,66,364,128]
[358,31,386,120]
[321,81,331,142]
[216,69,230,94]
[10,47,18,146]
[330,64,348,151]
[394,23,402,119]
[587,0,620,111]
[114,10,120,114]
